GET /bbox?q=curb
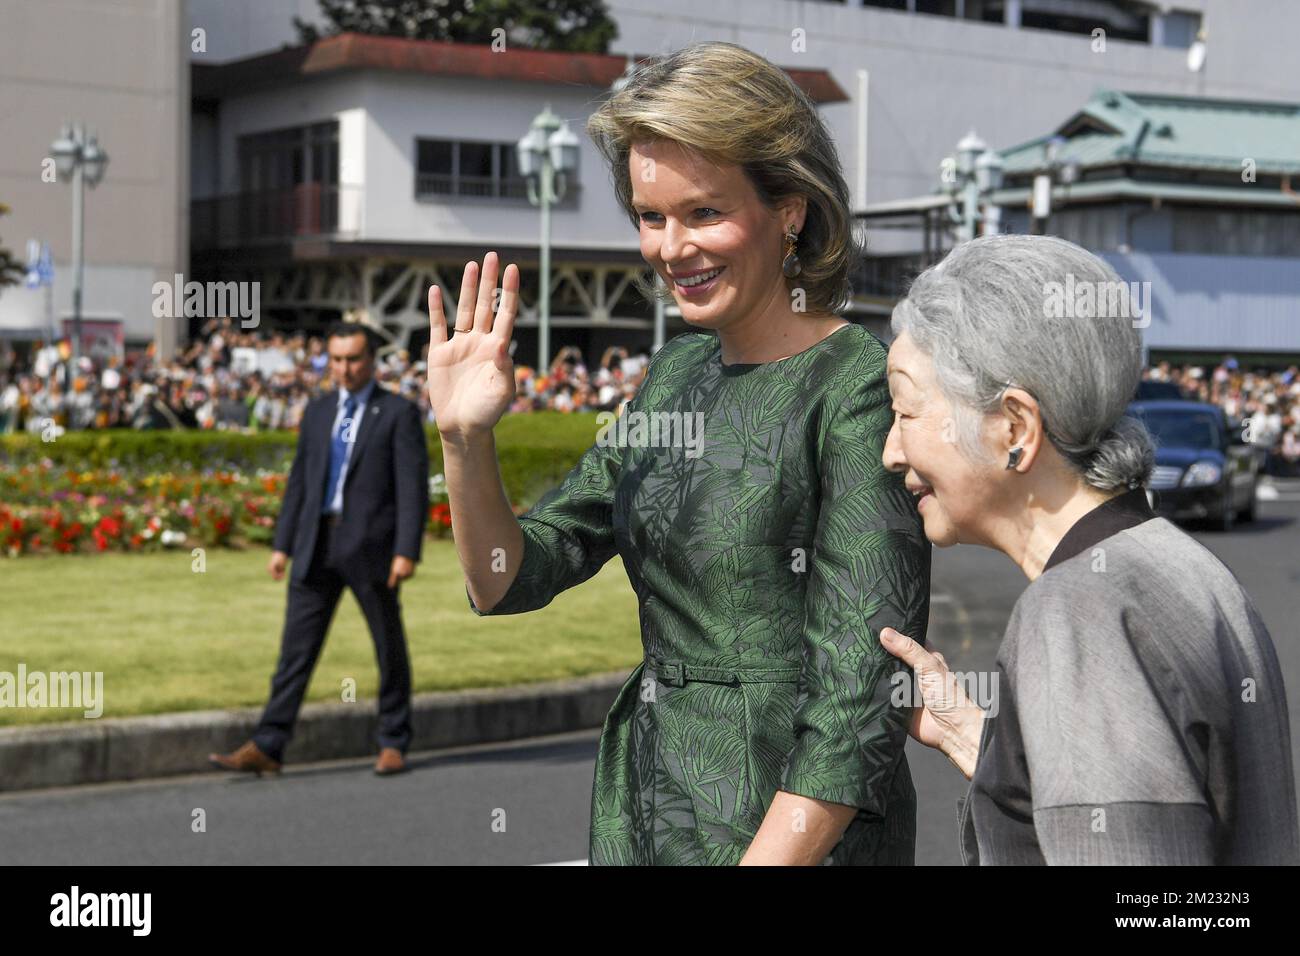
[0,670,629,793]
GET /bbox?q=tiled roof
[192,32,849,104]
[1000,89,1300,176]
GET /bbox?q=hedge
[0,411,605,510]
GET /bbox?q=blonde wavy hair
[586,41,859,315]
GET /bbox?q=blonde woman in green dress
[426,42,931,865]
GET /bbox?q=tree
[294,0,618,54]
[0,203,24,291]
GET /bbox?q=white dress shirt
[323,378,377,515]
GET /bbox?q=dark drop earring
[1006,446,1024,470]
[782,227,801,279]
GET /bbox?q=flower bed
[0,414,603,557]
[0,463,457,557]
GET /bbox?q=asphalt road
[4,485,1298,865]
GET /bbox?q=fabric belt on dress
[647,654,802,687]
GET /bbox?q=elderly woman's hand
[880,628,986,779]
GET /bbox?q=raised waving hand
[426,252,521,440]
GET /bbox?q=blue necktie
[323,393,360,513]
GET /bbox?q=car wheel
[1217,488,1236,531]
[1237,487,1257,523]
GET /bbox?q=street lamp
[956,130,985,180]
[517,105,578,371]
[941,130,1002,244]
[940,131,1002,243]
[50,123,108,381]
[1030,134,1080,234]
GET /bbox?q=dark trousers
[253,516,413,761]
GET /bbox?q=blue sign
[24,241,53,289]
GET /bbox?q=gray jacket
[959,490,1300,864]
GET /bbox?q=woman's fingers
[427,284,447,347]
[441,252,517,346]
[455,260,478,334]
[473,252,498,333]
[494,263,520,345]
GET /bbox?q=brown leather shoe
[374,747,406,776]
[208,740,281,776]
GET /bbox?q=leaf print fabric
[468,322,931,864]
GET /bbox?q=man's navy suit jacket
[273,385,429,582]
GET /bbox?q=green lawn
[0,542,642,727]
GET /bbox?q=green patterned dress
[469,322,931,864]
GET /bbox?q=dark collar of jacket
[1042,485,1155,573]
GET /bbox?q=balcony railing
[191,184,361,251]
[415,172,579,206]
[849,253,933,301]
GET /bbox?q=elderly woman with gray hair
[879,233,1299,865]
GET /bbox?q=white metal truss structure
[252,259,657,344]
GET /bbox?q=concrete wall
[1103,250,1300,352]
[0,0,189,351]
[605,0,1300,250]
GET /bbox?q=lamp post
[50,123,108,382]
[1029,134,1080,235]
[517,105,579,372]
[940,130,1003,244]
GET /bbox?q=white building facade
[189,33,847,357]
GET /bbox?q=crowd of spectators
[0,318,651,435]
[2,319,1297,477]
[1145,359,1300,476]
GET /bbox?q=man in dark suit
[210,322,429,776]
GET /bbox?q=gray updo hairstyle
[890,234,1154,492]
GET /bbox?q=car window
[1135,410,1223,450]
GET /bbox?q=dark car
[1129,400,1259,530]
